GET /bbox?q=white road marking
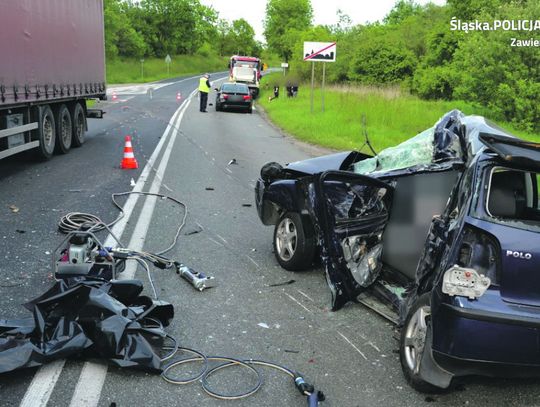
[208,237,224,247]
[337,331,368,360]
[296,289,314,302]
[19,360,66,407]
[245,255,260,269]
[68,363,108,407]
[216,234,228,244]
[68,94,193,407]
[366,342,381,353]
[19,84,191,407]
[284,292,312,313]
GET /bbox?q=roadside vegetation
[264,0,540,133]
[104,0,262,83]
[258,73,537,153]
[106,54,228,84]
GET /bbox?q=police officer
[199,73,210,112]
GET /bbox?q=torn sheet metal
[0,279,173,374]
[303,171,394,310]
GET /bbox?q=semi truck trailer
[0,0,106,160]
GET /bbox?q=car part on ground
[255,109,540,391]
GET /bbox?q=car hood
[286,151,356,175]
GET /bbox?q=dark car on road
[255,110,540,392]
[215,82,253,113]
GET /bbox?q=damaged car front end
[255,110,540,391]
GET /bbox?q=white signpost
[281,62,289,76]
[303,41,336,112]
[165,54,172,75]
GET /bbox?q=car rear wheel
[247,106,253,114]
[273,212,315,271]
[400,293,442,393]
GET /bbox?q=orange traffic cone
[120,135,138,169]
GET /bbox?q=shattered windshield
[352,127,435,175]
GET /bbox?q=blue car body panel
[254,109,540,385]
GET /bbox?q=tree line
[104,0,261,59]
[264,0,539,132]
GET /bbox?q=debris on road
[8,205,19,213]
[0,278,173,374]
[242,203,252,207]
[228,158,237,165]
[205,187,214,190]
[268,279,296,287]
[257,322,270,329]
[184,228,202,236]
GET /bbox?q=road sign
[281,62,289,68]
[303,42,336,62]
[165,54,171,75]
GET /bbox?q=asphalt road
[2,74,540,407]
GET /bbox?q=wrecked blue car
[255,110,540,391]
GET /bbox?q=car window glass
[484,167,540,231]
[221,84,248,94]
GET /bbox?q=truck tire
[71,102,86,147]
[54,104,72,154]
[35,105,56,160]
[273,212,316,271]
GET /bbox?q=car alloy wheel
[275,217,297,261]
[403,304,430,374]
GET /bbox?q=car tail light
[222,94,229,100]
[442,265,491,299]
[442,225,501,299]
[243,95,251,101]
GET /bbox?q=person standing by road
[199,73,211,112]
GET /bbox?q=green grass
[258,74,538,153]
[106,54,228,84]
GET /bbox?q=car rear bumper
[219,102,251,110]
[432,289,540,371]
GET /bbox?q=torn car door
[304,170,394,310]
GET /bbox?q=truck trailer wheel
[35,105,56,160]
[71,102,86,147]
[54,104,72,154]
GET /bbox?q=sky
[200,0,447,42]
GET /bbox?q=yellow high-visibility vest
[199,77,209,93]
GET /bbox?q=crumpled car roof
[352,109,521,176]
